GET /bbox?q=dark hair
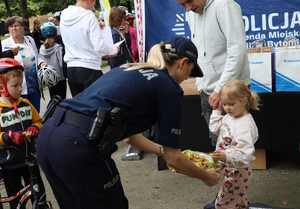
[5,16,24,28]
[109,7,126,28]
[53,11,61,22]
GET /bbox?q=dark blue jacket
[61,67,183,148]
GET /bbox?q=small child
[0,58,45,209]
[39,21,67,100]
[209,80,259,209]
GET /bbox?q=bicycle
[0,143,53,209]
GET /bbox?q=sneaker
[203,200,215,209]
[121,145,143,161]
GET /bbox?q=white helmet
[38,64,59,87]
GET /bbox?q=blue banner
[236,0,300,48]
[145,0,300,50]
[144,0,300,93]
[145,0,190,51]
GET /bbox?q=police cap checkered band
[0,58,24,74]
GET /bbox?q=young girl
[209,80,259,209]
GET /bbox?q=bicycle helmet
[0,58,24,98]
[40,22,57,38]
[38,64,59,87]
[0,58,24,74]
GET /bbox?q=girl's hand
[211,151,226,162]
[209,92,220,110]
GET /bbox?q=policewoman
[36,37,220,209]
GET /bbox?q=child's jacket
[0,98,41,169]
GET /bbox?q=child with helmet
[39,21,67,100]
[0,58,46,209]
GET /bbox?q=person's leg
[82,68,103,88]
[67,68,86,97]
[38,156,78,209]
[200,92,218,150]
[37,117,127,209]
[49,136,127,209]
[20,163,47,208]
[2,168,26,209]
[215,168,250,209]
[234,168,251,209]
[101,157,128,209]
[49,79,67,100]
[67,67,103,97]
[37,118,81,209]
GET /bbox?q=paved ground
[32,141,300,209]
[1,85,300,209]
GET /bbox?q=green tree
[3,0,12,17]
[0,0,134,20]
[20,0,29,26]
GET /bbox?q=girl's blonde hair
[220,80,260,111]
[122,42,182,71]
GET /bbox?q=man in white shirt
[177,0,250,150]
[60,0,117,96]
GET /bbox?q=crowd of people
[0,0,260,209]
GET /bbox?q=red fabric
[129,26,139,62]
[8,130,25,145]
[25,126,39,137]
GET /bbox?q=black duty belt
[53,106,94,134]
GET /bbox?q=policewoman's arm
[127,133,220,186]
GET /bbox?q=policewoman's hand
[204,168,220,186]
[211,151,226,162]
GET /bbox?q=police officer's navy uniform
[36,67,184,209]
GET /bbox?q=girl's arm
[209,109,223,135]
[127,133,220,186]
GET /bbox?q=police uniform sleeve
[156,88,183,149]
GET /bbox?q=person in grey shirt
[177,0,250,150]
